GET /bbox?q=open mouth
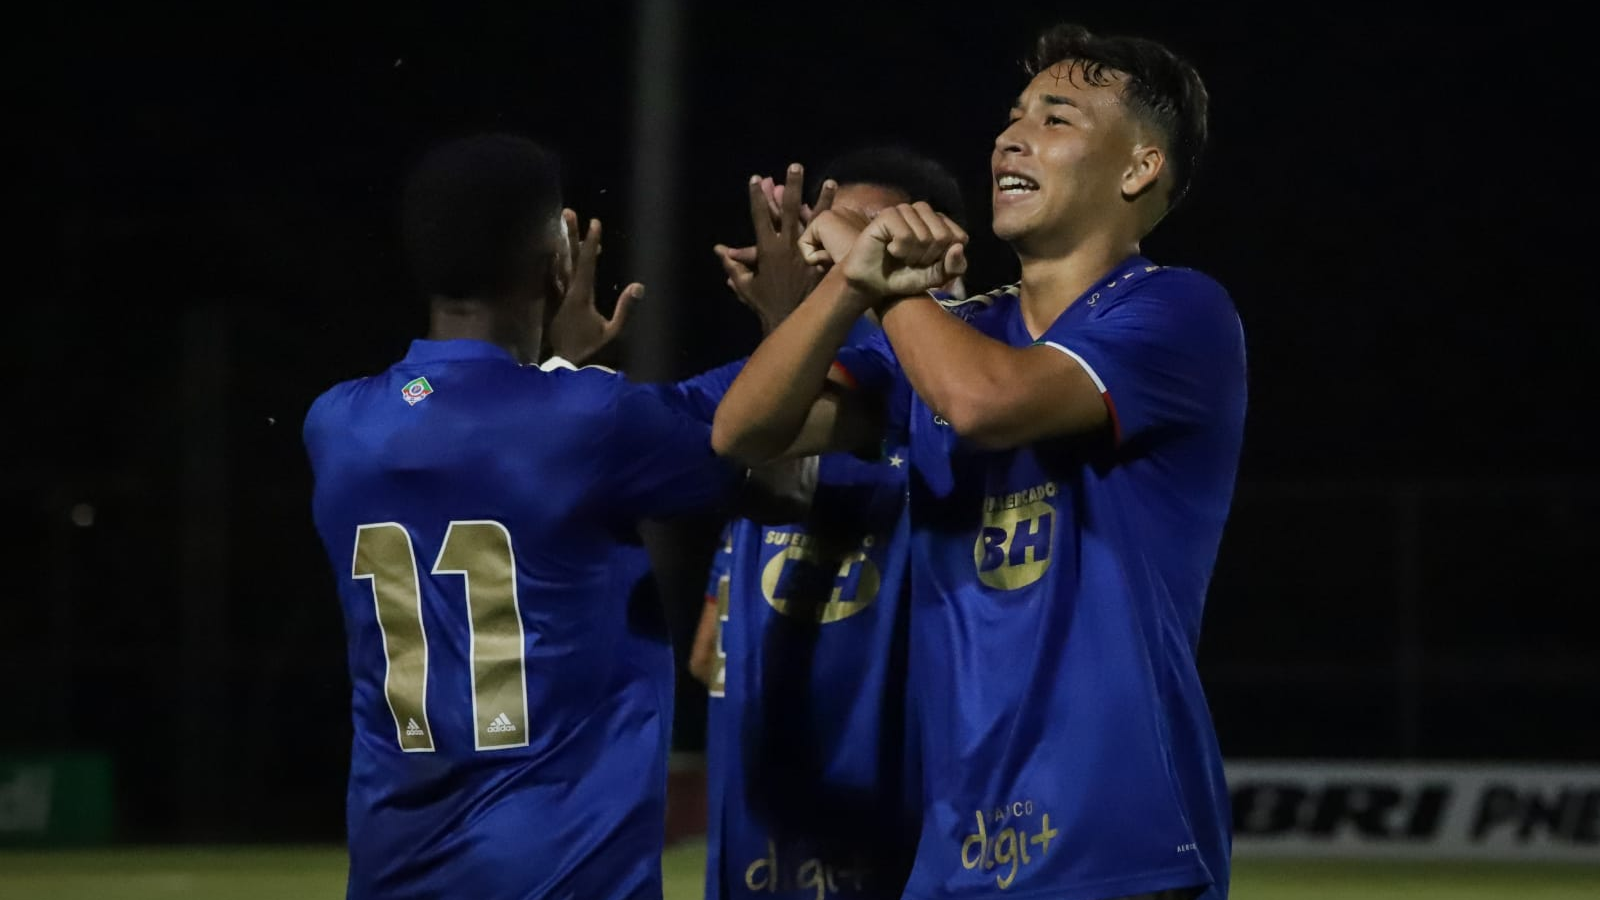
[996,174,1040,195]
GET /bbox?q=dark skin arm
[713,163,837,335]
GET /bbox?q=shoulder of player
[534,356,622,376]
[488,360,638,428]
[1095,265,1238,327]
[1120,264,1231,305]
[1109,266,1246,358]
[303,375,368,429]
[522,358,627,392]
[524,361,706,430]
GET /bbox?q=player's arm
[781,199,1095,451]
[599,382,745,520]
[875,293,1109,450]
[711,266,888,464]
[689,526,733,688]
[644,361,817,523]
[714,202,968,462]
[687,596,720,687]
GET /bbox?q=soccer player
[712,22,1243,900]
[687,146,967,900]
[302,132,742,900]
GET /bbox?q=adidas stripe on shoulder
[930,284,1010,322]
[536,355,619,375]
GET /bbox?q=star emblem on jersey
[888,454,904,468]
[401,376,434,406]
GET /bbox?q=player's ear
[1121,143,1164,201]
[546,244,570,300]
[547,213,574,298]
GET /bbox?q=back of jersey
[303,338,734,900]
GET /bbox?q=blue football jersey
[700,316,919,900]
[601,534,679,895]
[303,338,738,900]
[650,357,745,424]
[701,523,736,900]
[836,258,1246,899]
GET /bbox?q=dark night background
[5,1,1594,844]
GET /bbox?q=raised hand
[548,208,642,365]
[835,201,968,300]
[712,163,832,335]
[802,176,837,226]
[765,174,837,227]
[798,206,873,269]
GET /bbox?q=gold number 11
[352,521,529,752]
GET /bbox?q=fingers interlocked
[875,202,968,269]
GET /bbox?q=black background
[6,1,1594,842]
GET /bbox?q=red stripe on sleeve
[828,361,858,390]
[1102,391,1124,447]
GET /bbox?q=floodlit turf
[0,845,347,900]
[1224,857,1600,900]
[1,843,1596,899]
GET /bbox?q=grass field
[2,842,1597,899]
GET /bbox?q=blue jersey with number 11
[303,338,737,900]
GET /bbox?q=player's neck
[1014,238,1140,339]
[427,297,540,364]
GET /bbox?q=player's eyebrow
[1011,94,1080,111]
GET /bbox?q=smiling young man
[712,22,1245,900]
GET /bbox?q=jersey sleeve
[1036,270,1246,446]
[650,357,747,424]
[833,327,913,442]
[833,325,897,394]
[301,389,335,478]
[595,380,743,521]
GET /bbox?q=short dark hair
[809,144,969,230]
[1026,23,1209,212]
[400,133,563,300]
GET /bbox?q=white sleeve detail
[538,356,619,375]
[1039,342,1108,393]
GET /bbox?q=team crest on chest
[401,376,434,406]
